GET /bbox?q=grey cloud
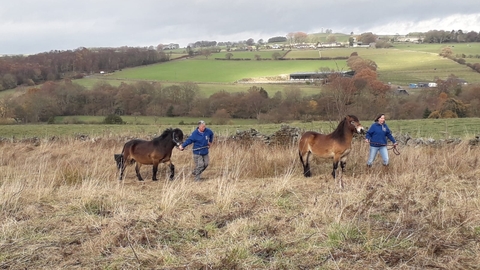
[1,0,479,54]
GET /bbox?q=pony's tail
[299,148,311,177]
[114,153,124,170]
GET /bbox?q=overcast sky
[1,0,479,55]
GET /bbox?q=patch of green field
[103,59,347,83]
[393,43,480,56]
[73,78,321,97]
[2,118,479,140]
[0,88,16,98]
[209,50,283,60]
[284,50,322,58]
[317,46,479,85]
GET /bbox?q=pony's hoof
[152,179,158,181]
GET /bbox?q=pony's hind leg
[169,162,175,181]
[299,151,312,177]
[135,163,144,181]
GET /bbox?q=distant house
[397,36,424,43]
[316,42,343,48]
[164,43,180,50]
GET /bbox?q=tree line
[0,47,170,91]
[1,54,478,124]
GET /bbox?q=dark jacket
[366,122,396,147]
[181,128,214,155]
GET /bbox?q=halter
[350,120,364,133]
[172,131,182,147]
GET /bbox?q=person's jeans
[193,154,209,180]
[367,146,389,166]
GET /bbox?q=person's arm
[386,127,397,145]
[365,126,372,143]
[208,130,214,146]
[179,136,193,150]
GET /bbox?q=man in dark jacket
[179,120,214,181]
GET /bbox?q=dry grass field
[1,134,479,269]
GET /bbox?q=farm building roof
[289,70,354,80]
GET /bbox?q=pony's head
[346,115,365,134]
[172,128,184,146]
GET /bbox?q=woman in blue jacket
[179,120,214,181]
[365,114,397,167]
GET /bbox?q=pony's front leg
[169,162,175,181]
[135,163,144,181]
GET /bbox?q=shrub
[103,115,125,124]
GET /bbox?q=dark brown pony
[114,128,184,181]
[298,115,364,188]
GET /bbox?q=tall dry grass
[1,136,479,269]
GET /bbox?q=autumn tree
[199,48,212,59]
[246,38,255,46]
[439,47,454,58]
[294,32,308,43]
[323,74,358,118]
[326,35,337,43]
[357,32,378,44]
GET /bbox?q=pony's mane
[330,115,358,140]
[157,128,174,140]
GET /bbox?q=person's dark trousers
[193,154,209,181]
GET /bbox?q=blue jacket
[181,127,214,155]
[366,122,396,147]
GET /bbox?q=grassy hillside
[1,134,479,269]
[72,43,480,90]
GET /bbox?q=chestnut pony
[114,128,184,181]
[298,115,364,188]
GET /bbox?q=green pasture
[208,50,285,60]
[99,59,347,83]
[0,88,16,98]
[285,50,322,58]
[104,45,480,86]
[318,46,479,85]
[1,117,479,140]
[73,78,321,97]
[393,43,480,56]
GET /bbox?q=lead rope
[369,141,401,155]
